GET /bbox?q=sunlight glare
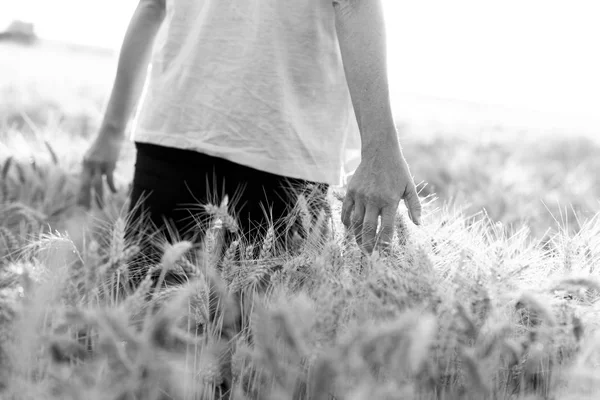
[2,0,598,129]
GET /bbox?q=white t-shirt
[133,0,361,186]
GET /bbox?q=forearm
[334,0,398,156]
[99,0,166,138]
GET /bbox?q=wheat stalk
[260,226,274,259]
[221,240,239,285]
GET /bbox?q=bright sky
[2,0,599,128]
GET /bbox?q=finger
[350,199,365,249]
[77,164,94,209]
[91,169,104,209]
[403,183,422,225]
[341,191,355,228]
[377,206,396,253]
[106,169,117,194]
[361,204,380,255]
[406,204,415,226]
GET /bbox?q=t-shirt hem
[132,132,343,187]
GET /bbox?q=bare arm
[333,0,396,154]
[79,0,165,208]
[99,0,166,138]
[335,0,422,254]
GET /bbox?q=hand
[78,128,124,209]
[341,139,421,255]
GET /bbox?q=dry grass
[1,41,600,400]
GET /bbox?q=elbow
[332,0,359,10]
[333,0,362,20]
[333,0,354,5]
[139,0,166,19]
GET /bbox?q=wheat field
[1,41,600,400]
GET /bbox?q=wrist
[98,120,127,140]
[360,128,401,158]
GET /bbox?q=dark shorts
[126,142,329,268]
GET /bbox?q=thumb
[403,183,422,226]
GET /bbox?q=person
[78,0,422,267]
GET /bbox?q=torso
[133,0,360,186]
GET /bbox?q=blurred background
[2,0,599,136]
[1,0,599,238]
